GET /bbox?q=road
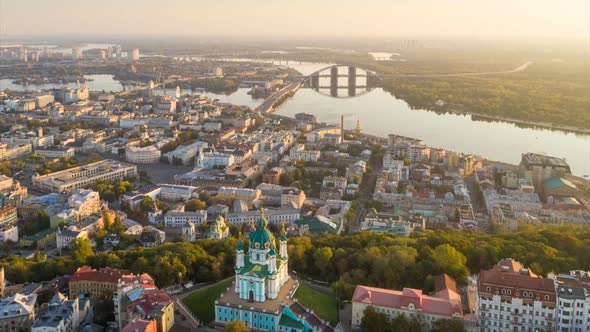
[255,81,301,113]
[382,61,534,78]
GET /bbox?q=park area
[182,278,233,324]
[294,283,339,326]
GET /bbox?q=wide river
[2,60,588,175]
[219,60,590,176]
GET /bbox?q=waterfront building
[518,153,572,191]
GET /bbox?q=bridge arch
[301,65,380,98]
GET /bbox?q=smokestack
[340,115,344,143]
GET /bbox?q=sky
[1,0,588,40]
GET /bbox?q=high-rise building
[72,48,81,60]
[129,48,140,61]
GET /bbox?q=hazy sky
[1,0,588,39]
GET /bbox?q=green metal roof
[279,313,305,329]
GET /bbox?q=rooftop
[217,277,297,313]
[352,285,463,317]
[69,265,129,284]
[521,153,570,169]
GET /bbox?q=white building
[125,146,161,164]
[56,227,89,250]
[289,144,320,162]
[164,141,208,165]
[32,292,86,332]
[478,259,557,332]
[68,189,101,220]
[550,270,590,332]
[0,206,18,243]
[196,150,235,169]
[34,146,75,159]
[164,210,207,227]
[119,118,147,129]
[0,293,37,331]
[158,184,198,201]
[129,48,140,61]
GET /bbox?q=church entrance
[249,290,254,302]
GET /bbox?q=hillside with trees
[1,225,588,300]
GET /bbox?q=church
[214,210,334,332]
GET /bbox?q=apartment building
[32,159,138,193]
[478,259,556,332]
[126,146,161,164]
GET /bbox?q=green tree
[140,196,156,212]
[224,320,251,332]
[391,314,410,332]
[313,246,333,276]
[433,318,464,332]
[71,238,94,263]
[360,306,389,332]
[432,244,469,282]
[185,199,207,211]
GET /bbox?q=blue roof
[544,177,577,190]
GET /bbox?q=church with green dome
[214,210,334,332]
[235,208,289,302]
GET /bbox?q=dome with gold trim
[249,209,275,249]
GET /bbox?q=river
[0,74,124,92]
[2,57,588,175]
[216,59,590,176]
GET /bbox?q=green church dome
[249,209,275,249]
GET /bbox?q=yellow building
[68,265,129,299]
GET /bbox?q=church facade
[214,211,334,332]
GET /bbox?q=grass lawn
[294,283,338,326]
[182,278,233,324]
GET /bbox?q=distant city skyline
[0,0,588,40]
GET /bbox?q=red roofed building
[121,318,157,332]
[114,273,174,332]
[351,276,464,330]
[68,265,129,298]
[477,258,556,332]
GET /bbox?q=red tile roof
[69,265,129,284]
[121,318,156,332]
[352,285,463,317]
[127,286,172,318]
[478,259,555,294]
